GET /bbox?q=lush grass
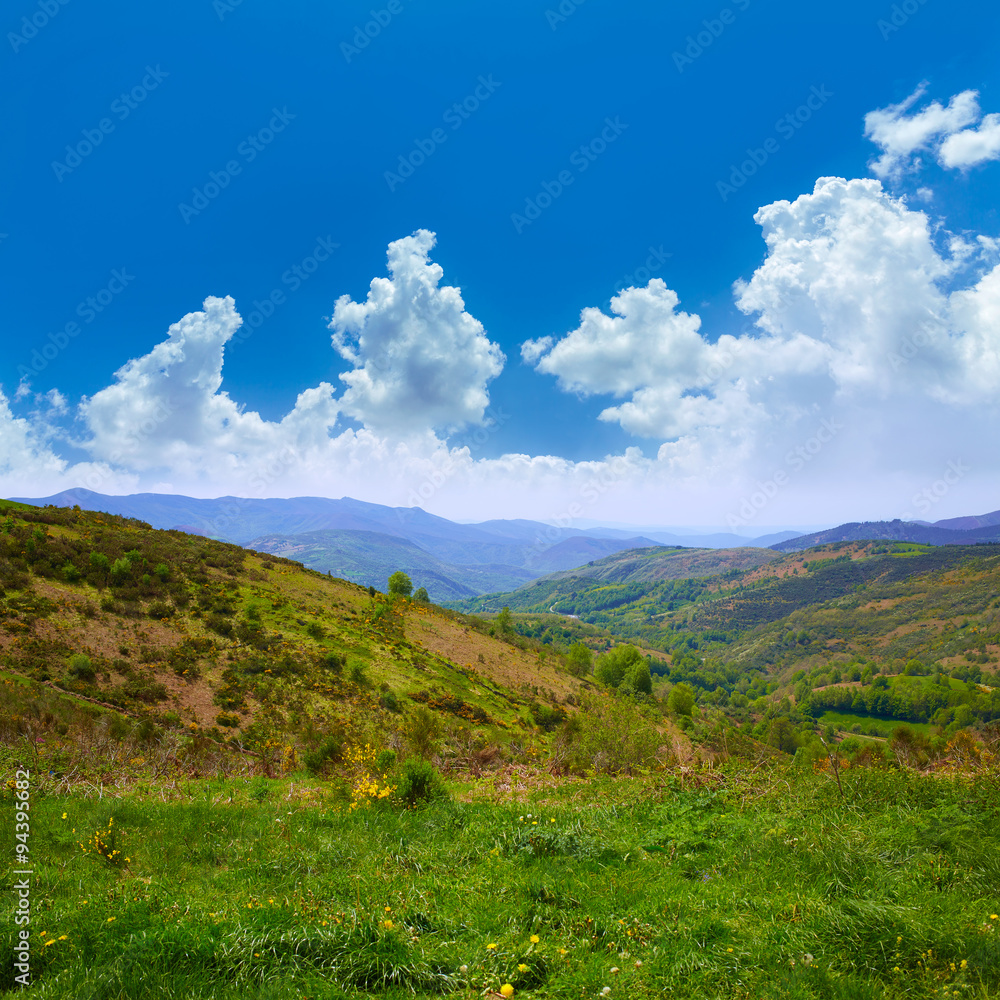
[819,711,936,738]
[4,766,1000,998]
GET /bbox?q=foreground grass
[3,766,999,998]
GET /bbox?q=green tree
[495,606,513,636]
[668,682,695,717]
[595,644,643,688]
[626,658,653,696]
[413,586,430,603]
[565,642,593,677]
[387,570,413,597]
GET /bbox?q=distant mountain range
[11,489,796,600]
[770,511,1000,551]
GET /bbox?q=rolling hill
[9,489,802,595]
[773,510,1000,550]
[0,498,597,760]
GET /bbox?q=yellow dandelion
[529,934,539,944]
[500,985,514,998]
[383,919,393,929]
[61,813,67,820]
[961,959,968,969]
[44,940,55,947]
[517,963,529,972]
[107,917,115,923]
[558,947,568,955]
[487,942,497,950]
[58,936,67,941]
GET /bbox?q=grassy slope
[0,500,585,753]
[3,767,998,999]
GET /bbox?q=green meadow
[4,764,999,999]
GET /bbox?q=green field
[4,765,999,999]
[819,711,936,738]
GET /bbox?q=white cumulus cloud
[330,229,505,436]
[938,113,1000,169]
[864,84,981,178]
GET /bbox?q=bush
[67,653,95,682]
[403,706,440,758]
[303,733,345,775]
[394,758,447,808]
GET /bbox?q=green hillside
[3,502,1000,1000]
[455,540,1000,738]
[0,499,597,777]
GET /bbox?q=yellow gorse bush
[344,742,396,810]
[78,817,129,866]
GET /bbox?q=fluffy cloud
[938,113,1000,169]
[330,230,505,436]
[864,84,980,178]
[523,174,1000,516]
[79,295,340,486]
[3,200,999,527]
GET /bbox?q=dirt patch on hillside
[406,606,585,704]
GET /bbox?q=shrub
[67,653,95,682]
[62,562,81,584]
[348,659,369,686]
[394,758,447,808]
[322,652,344,675]
[403,706,440,758]
[303,733,345,775]
[110,557,132,583]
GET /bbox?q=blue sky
[2,0,999,528]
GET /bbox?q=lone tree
[388,571,413,598]
[413,586,430,603]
